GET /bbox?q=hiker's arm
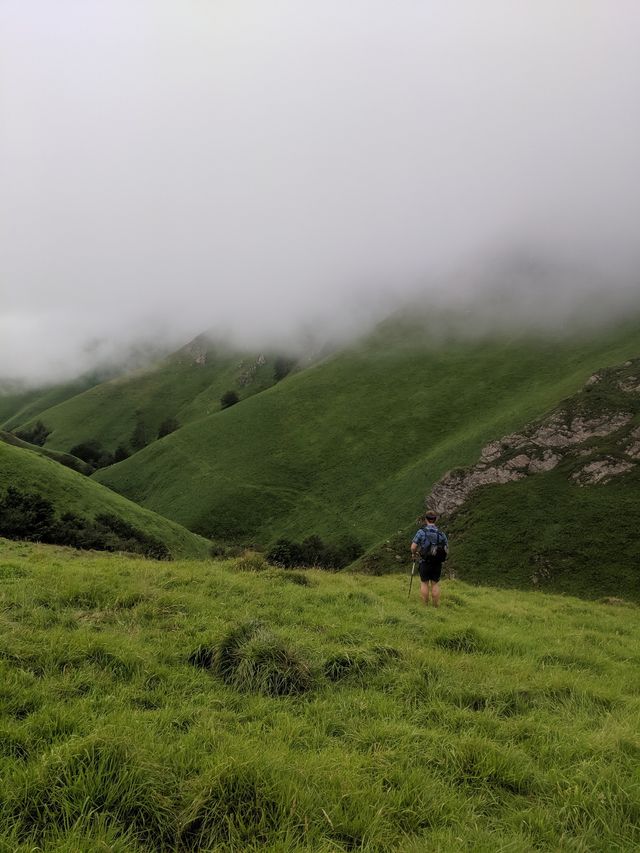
[410,533,421,560]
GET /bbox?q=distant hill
[0,441,211,559]
[0,374,103,430]
[95,317,640,549]
[0,430,93,475]
[6,336,295,459]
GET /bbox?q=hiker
[410,511,448,607]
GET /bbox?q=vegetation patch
[324,644,400,682]
[435,627,491,654]
[1,734,174,847]
[178,762,292,850]
[445,737,543,796]
[267,535,363,570]
[0,487,170,559]
[190,621,316,697]
[2,540,640,851]
[233,552,269,572]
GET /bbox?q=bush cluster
[157,417,179,439]
[66,439,130,470]
[266,534,363,570]
[273,355,296,382]
[220,390,239,409]
[14,420,50,447]
[0,486,170,559]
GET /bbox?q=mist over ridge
[1,1,639,383]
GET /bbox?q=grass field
[1,538,639,851]
[96,319,640,548]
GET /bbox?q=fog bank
[1,1,639,382]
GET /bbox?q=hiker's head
[424,511,437,523]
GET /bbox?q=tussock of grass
[233,552,269,572]
[1,734,175,847]
[435,627,489,654]
[178,760,292,850]
[324,644,400,682]
[191,620,316,697]
[268,569,313,586]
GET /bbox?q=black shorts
[419,559,442,583]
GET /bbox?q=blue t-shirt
[412,524,448,552]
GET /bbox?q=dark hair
[425,511,437,522]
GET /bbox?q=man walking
[410,511,448,607]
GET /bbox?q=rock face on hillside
[427,358,640,517]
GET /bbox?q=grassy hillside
[0,430,93,475]
[96,318,640,548]
[0,538,638,851]
[11,338,288,456]
[0,442,210,559]
[356,463,640,602]
[448,467,640,599]
[446,357,640,600]
[0,374,106,431]
[358,354,640,601]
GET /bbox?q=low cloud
[1,1,639,383]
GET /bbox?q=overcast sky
[1,1,640,382]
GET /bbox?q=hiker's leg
[431,581,441,607]
[420,581,430,605]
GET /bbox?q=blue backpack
[420,527,448,563]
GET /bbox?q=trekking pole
[408,559,416,598]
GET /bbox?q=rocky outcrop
[177,334,210,366]
[238,354,266,387]
[427,357,640,517]
[572,457,634,486]
[624,426,640,460]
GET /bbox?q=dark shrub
[266,539,304,568]
[69,439,114,469]
[14,420,50,447]
[179,764,289,850]
[0,487,171,559]
[0,486,55,540]
[158,417,180,439]
[220,390,239,409]
[188,644,215,669]
[435,628,488,654]
[113,444,130,463]
[273,356,296,382]
[267,535,363,570]
[69,439,104,467]
[130,420,148,452]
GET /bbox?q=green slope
[0,374,106,431]
[358,355,640,601]
[0,442,210,559]
[96,317,640,546]
[443,358,640,600]
[0,430,93,475]
[1,539,639,851]
[12,338,285,456]
[447,466,640,600]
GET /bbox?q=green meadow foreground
[1,540,639,852]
